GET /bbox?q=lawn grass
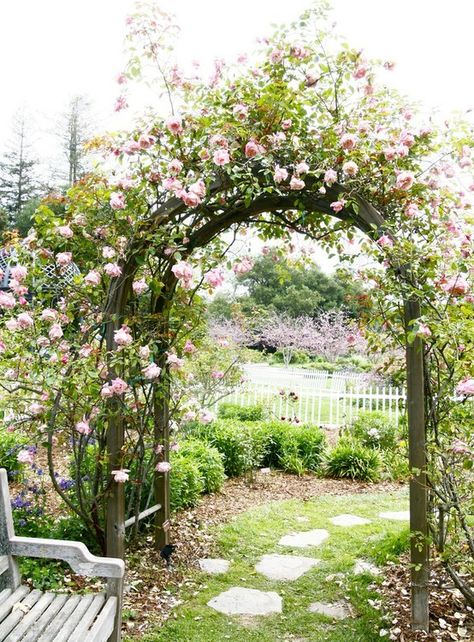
[137,489,409,642]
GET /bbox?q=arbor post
[153,381,170,549]
[404,297,430,631]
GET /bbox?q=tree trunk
[404,297,430,632]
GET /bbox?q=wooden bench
[0,468,124,641]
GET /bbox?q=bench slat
[21,594,69,642]
[7,591,56,642]
[84,597,118,642]
[0,586,29,624]
[50,594,95,642]
[0,588,42,641]
[68,594,105,642]
[37,595,82,642]
[0,589,12,605]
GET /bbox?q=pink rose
[0,292,16,310]
[114,325,133,347]
[171,261,193,288]
[139,345,150,359]
[244,140,264,158]
[17,312,34,329]
[183,410,197,422]
[76,419,91,435]
[56,252,72,267]
[330,200,346,213]
[340,134,357,150]
[290,176,305,190]
[181,191,201,207]
[168,159,183,175]
[200,409,215,424]
[274,166,289,183]
[100,384,114,399]
[41,308,57,322]
[132,279,148,295]
[450,440,470,454]
[143,363,162,380]
[166,353,184,370]
[49,323,63,341]
[84,270,101,286]
[456,378,474,396]
[112,469,130,483]
[353,64,368,79]
[110,377,128,395]
[213,149,230,166]
[102,247,116,259]
[324,169,338,186]
[270,49,284,63]
[116,73,127,85]
[441,275,469,296]
[205,268,225,288]
[79,344,93,358]
[399,130,415,148]
[57,225,74,238]
[342,161,358,177]
[110,192,126,210]
[211,370,225,379]
[233,104,248,120]
[114,96,128,112]
[233,257,254,275]
[209,134,228,148]
[10,266,27,282]
[417,323,432,338]
[377,234,393,248]
[138,134,155,149]
[183,340,197,354]
[395,171,415,190]
[104,263,123,278]
[295,161,309,175]
[189,179,206,198]
[30,402,44,416]
[405,203,419,218]
[155,461,172,473]
[166,117,184,135]
[17,449,35,465]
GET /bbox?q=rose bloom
[17,449,35,465]
[155,461,172,473]
[102,246,116,259]
[270,48,283,63]
[189,179,206,198]
[114,96,128,112]
[457,378,474,396]
[295,161,309,175]
[200,409,215,424]
[166,353,184,370]
[204,268,225,288]
[417,323,432,338]
[290,176,305,190]
[100,384,114,399]
[353,64,367,79]
[49,323,63,341]
[57,225,74,239]
[10,266,27,281]
[281,118,292,130]
[56,252,72,267]
[168,159,183,174]
[182,410,197,422]
[104,263,123,278]
[211,370,225,379]
[405,203,419,218]
[181,191,201,207]
[330,200,346,213]
[110,377,128,395]
[171,261,193,287]
[274,166,288,183]
[143,363,162,380]
[377,234,394,248]
[342,161,358,177]
[213,149,230,166]
[84,270,101,286]
[42,309,57,323]
[132,279,148,295]
[114,325,133,347]
[166,117,184,135]
[17,312,34,329]
[110,192,125,210]
[245,140,263,158]
[79,344,93,358]
[340,134,357,150]
[450,439,471,455]
[0,292,16,310]
[441,275,469,296]
[183,340,197,354]
[138,133,155,149]
[139,345,151,359]
[233,103,248,120]
[6,319,18,331]
[324,169,337,186]
[30,402,45,416]
[76,419,91,435]
[399,130,415,148]
[233,257,253,275]
[395,171,415,190]
[112,469,130,483]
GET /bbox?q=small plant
[169,454,205,511]
[201,420,265,477]
[325,439,381,482]
[177,439,226,493]
[349,411,398,451]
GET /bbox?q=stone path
[206,508,405,620]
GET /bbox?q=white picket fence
[217,376,406,427]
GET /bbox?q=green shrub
[256,421,326,474]
[381,448,410,481]
[349,411,397,451]
[177,439,226,493]
[218,403,265,422]
[203,420,265,477]
[0,427,28,477]
[169,454,205,511]
[325,439,381,481]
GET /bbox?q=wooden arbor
[103,182,429,631]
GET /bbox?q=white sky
[0,0,473,268]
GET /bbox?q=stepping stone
[330,514,371,527]
[198,558,230,575]
[353,559,380,576]
[208,587,282,615]
[308,600,352,619]
[379,510,409,521]
[255,554,320,581]
[279,529,329,548]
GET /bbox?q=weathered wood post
[154,380,171,549]
[404,297,430,631]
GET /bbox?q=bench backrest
[0,468,21,590]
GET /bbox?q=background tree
[58,95,92,187]
[0,111,40,228]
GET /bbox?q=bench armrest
[9,535,124,578]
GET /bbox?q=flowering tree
[0,3,472,631]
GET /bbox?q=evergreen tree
[59,95,92,186]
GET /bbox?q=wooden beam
[124,504,161,529]
[404,297,430,632]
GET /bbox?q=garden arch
[103,181,429,630]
